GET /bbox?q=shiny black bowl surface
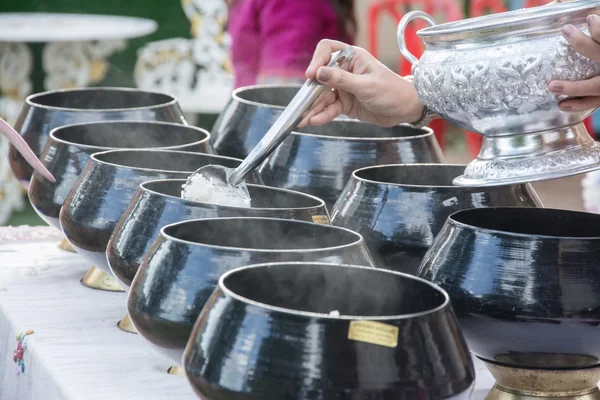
[107,178,330,288]
[29,121,211,230]
[127,217,374,364]
[211,84,300,158]
[258,121,445,208]
[184,261,475,400]
[59,149,246,274]
[332,164,542,274]
[10,87,185,187]
[419,207,600,369]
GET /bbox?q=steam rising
[54,121,208,151]
[94,150,240,172]
[32,87,171,109]
[166,218,359,251]
[296,120,427,139]
[223,263,446,317]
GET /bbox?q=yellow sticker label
[347,321,399,348]
[312,215,330,225]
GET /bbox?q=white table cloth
[0,226,196,400]
[0,226,498,399]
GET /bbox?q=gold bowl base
[483,359,600,400]
[57,237,76,252]
[117,314,137,334]
[80,266,125,292]
[168,366,185,376]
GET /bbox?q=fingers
[0,117,55,183]
[548,76,600,97]
[562,16,600,63]
[308,100,345,126]
[305,40,350,79]
[297,90,336,127]
[589,14,600,42]
[314,66,372,96]
[549,17,600,98]
[558,96,600,112]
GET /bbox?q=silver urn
[398,0,600,186]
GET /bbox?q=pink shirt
[228,0,353,88]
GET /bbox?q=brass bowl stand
[57,237,76,252]
[80,266,125,292]
[483,359,600,400]
[117,314,137,334]
[57,237,125,292]
[167,366,185,376]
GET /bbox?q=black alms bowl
[331,164,542,274]
[127,218,375,364]
[258,121,445,208]
[59,149,247,275]
[419,207,600,369]
[183,262,475,400]
[107,179,330,288]
[10,87,185,187]
[29,121,211,230]
[210,84,300,158]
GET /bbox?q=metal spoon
[0,117,55,183]
[182,46,356,196]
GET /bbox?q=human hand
[547,14,600,112]
[298,40,425,128]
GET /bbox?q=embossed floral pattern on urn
[399,3,600,186]
[414,34,600,136]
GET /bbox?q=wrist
[400,75,427,124]
[407,103,426,125]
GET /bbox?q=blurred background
[0,0,593,225]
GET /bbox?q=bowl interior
[452,208,600,238]
[223,263,446,317]
[234,86,300,107]
[31,88,174,110]
[52,122,206,149]
[296,121,428,139]
[164,218,358,250]
[94,151,240,172]
[356,164,465,186]
[145,180,322,209]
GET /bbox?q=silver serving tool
[182,46,355,196]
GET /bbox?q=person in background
[226,0,356,89]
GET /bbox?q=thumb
[315,66,366,94]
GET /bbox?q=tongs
[182,46,355,194]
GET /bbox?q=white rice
[181,174,252,208]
